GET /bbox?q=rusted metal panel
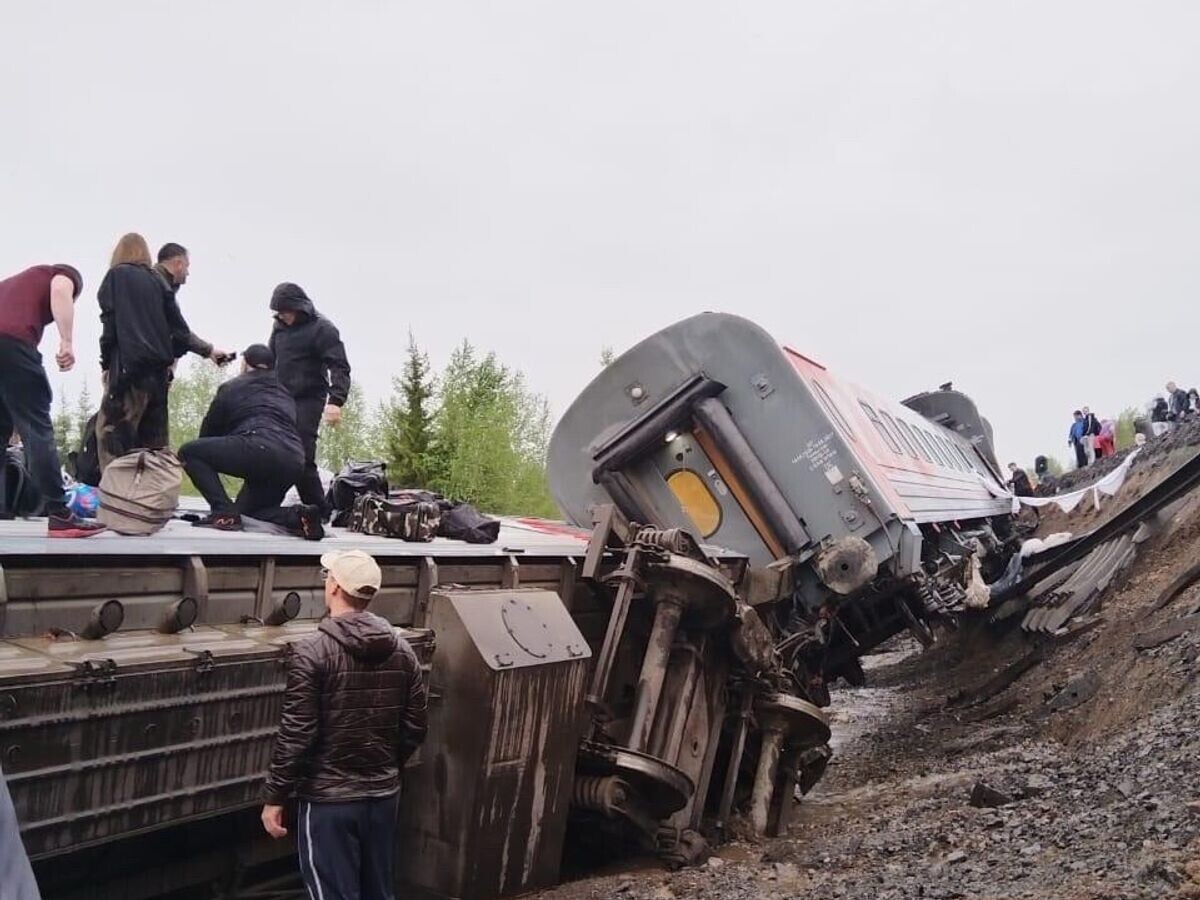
[400,589,590,899]
[0,623,433,862]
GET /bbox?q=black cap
[243,344,275,369]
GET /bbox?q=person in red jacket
[0,264,105,537]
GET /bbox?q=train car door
[640,430,779,565]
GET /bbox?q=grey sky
[2,2,1197,475]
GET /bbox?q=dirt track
[538,442,1200,900]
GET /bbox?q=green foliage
[167,360,234,495]
[426,341,558,517]
[47,342,562,517]
[51,388,74,462]
[381,334,435,487]
[318,384,380,473]
[1115,407,1139,451]
[168,361,229,451]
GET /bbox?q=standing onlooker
[1095,419,1116,459]
[1068,410,1088,469]
[152,242,232,365]
[96,233,219,469]
[268,283,351,516]
[1166,381,1191,420]
[1081,406,1101,464]
[1007,462,1034,497]
[0,263,104,537]
[261,550,427,900]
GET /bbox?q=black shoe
[48,511,107,539]
[298,504,325,541]
[211,512,243,532]
[193,512,243,531]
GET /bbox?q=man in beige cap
[261,549,428,900]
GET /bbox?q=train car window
[942,437,967,471]
[956,445,976,471]
[918,429,947,468]
[899,419,934,462]
[858,401,903,455]
[881,411,918,458]
[935,434,958,470]
[931,433,955,469]
[666,469,722,538]
[811,381,856,442]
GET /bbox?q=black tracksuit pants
[296,795,400,900]
[179,435,303,527]
[294,396,328,511]
[0,335,67,511]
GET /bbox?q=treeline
[50,336,560,518]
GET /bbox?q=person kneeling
[179,344,322,539]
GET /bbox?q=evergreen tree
[318,384,379,473]
[74,382,95,445]
[382,334,435,487]
[427,340,558,516]
[51,387,74,462]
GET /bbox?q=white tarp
[1008,448,1142,515]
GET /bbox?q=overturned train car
[548,312,1018,705]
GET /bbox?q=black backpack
[1,446,42,519]
[327,461,389,527]
[67,413,102,488]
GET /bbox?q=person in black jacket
[96,233,226,470]
[152,242,233,365]
[178,344,322,539]
[261,549,427,900]
[268,283,351,515]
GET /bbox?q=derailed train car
[1,311,1017,899]
[548,312,1018,704]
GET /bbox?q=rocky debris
[535,484,1200,900]
[1133,614,1200,650]
[969,781,1013,808]
[1045,668,1100,711]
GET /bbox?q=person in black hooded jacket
[267,283,351,514]
[178,344,323,539]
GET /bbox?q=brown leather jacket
[262,611,428,804]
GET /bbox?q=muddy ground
[538,447,1200,900]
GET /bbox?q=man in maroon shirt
[0,264,105,536]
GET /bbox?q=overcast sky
[3,1,1197,476]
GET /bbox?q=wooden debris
[1132,615,1200,651]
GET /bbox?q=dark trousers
[178,435,303,526]
[297,795,399,900]
[1072,440,1087,468]
[97,368,170,470]
[294,396,327,510]
[0,335,66,510]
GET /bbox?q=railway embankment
[538,438,1200,899]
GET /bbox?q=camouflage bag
[348,493,441,542]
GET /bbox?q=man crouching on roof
[261,550,428,900]
[178,344,323,539]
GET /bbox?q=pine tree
[382,333,435,487]
[318,385,378,473]
[51,386,74,462]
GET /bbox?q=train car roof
[0,516,594,559]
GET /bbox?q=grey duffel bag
[97,448,183,535]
